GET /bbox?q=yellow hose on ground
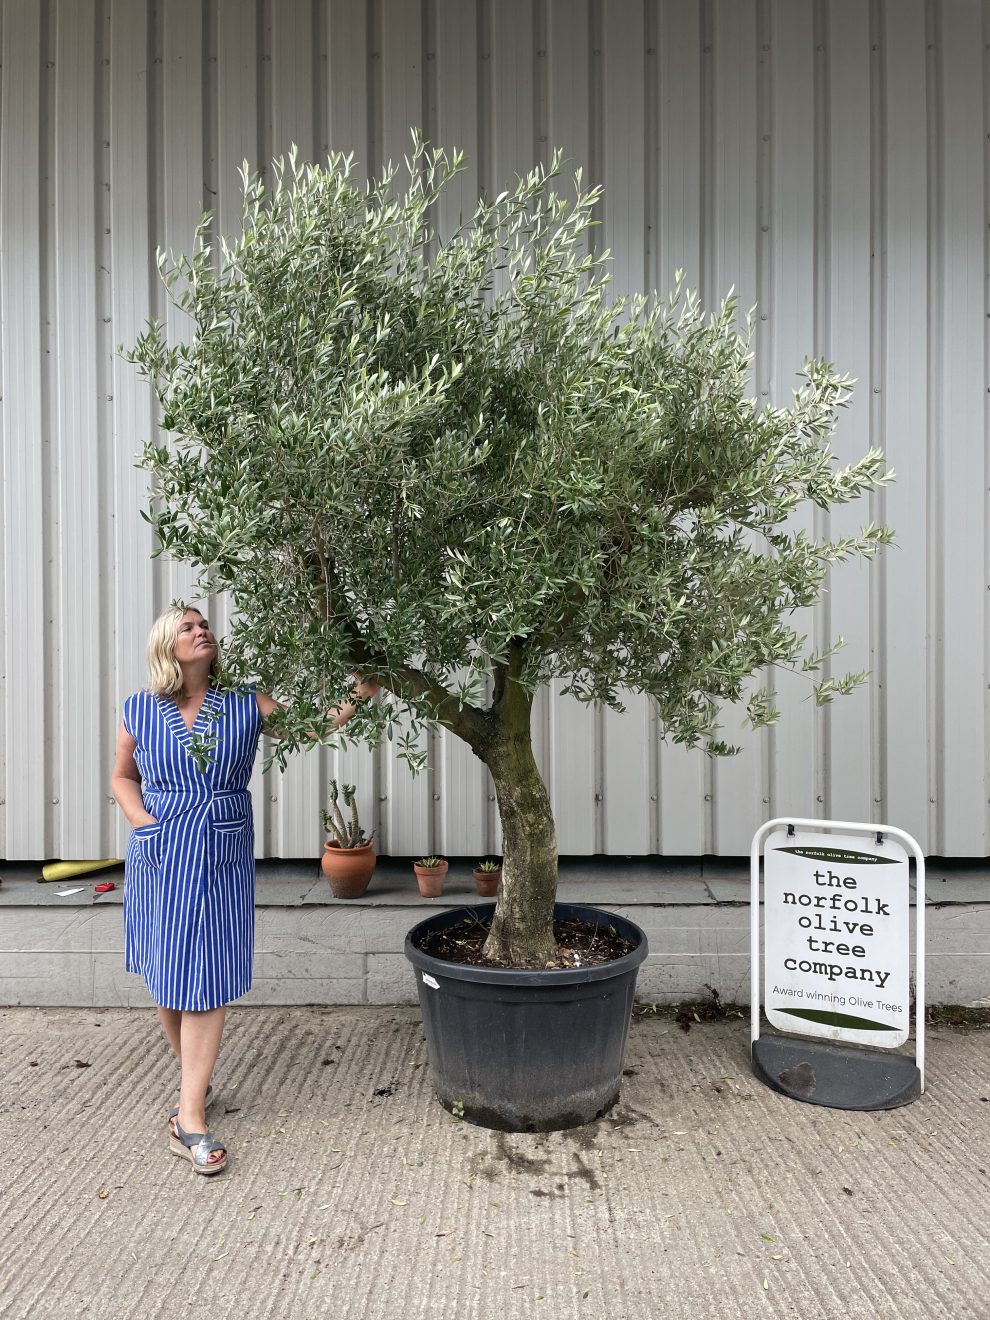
[40,860,123,883]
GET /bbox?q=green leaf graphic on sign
[776,1007,897,1032]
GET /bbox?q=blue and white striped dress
[122,685,262,1011]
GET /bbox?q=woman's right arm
[110,721,157,828]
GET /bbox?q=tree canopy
[128,142,891,779]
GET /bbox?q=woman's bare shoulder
[255,691,281,718]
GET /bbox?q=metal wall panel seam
[159,0,207,635]
[644,0,658,295]
[314,0,328,159]
[423,0,439,188]
[0,0,7,855]
[476,0,494,202]
[41,3,59,858]
[148,0,166,623]
[769,0,820,827]
[216,0,271,852]
[203,0,219,264]
[588,0,603,255]
[259,0,274,188]
[271,0,317,164]
[270,0,321,857]
[327,0,371,172]
[546,0,591,225]
[984,0,990,852]
[881,2,931,850]
[602,0,646,327]
[109,0,156,862]
[491,0,536,202]
[698,0,715,853]
[532,0,548,169]
[938,1,987,853]
[54,0,103,855]
[435,0,480,236]
[643,0,662,855]
[709,0,764,854]
[2,2,48,856]
[812,0,831,819]
[96,0,115,858]
[869,0,888,834]
[924,0,944,851]
[757,0,775,827]
[826,0,875,825]
[655,0,706,856]
[598,0,654,855]
[379,6,423,194]
[366,0,382,181]
[549,683,595,856]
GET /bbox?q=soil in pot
[420,912,633,968]
[321,840,376,899]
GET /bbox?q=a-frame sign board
[751,818,925,1110]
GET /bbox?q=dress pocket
[132,823,161,868]
[212,818,248,867]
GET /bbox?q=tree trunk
[480,679,558,965]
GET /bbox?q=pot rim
[404,901,648,986]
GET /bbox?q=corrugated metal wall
[1,0,987,861]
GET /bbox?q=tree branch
[308,549,491,749]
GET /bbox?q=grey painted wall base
[1,859,987,1009]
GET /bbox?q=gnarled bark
[480,669,558,965]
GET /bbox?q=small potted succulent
[471,858,502,898]
[413,856,448,898]
[321,781,376,899]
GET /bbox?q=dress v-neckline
[158,685,221,745]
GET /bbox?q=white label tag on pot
[422,973,439,990]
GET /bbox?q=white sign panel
[764,829,910,1048]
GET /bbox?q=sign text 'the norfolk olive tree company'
[763,831,911,1049]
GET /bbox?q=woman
[111,604,374,1175]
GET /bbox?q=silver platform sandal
[170,1120,228,1175]
[167,1084,214,1132]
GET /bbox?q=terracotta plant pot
[472,867,501,898]
[414,860,448,898]
[321,839,376,899]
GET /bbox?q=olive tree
[127,144,891,965]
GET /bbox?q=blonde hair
[146,603,221,697]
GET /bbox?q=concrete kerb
[0,857,986,1008]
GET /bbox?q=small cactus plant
[322,781,372,849]
[475,858,501,872]
[416,856,444,870]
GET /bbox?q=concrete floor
[1,1004,988,1319]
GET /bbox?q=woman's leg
[157,1006,182,1060]
[176,1006,226,1163]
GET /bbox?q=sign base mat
[752,1035,921,1111]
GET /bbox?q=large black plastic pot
[404,902,649,1132]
